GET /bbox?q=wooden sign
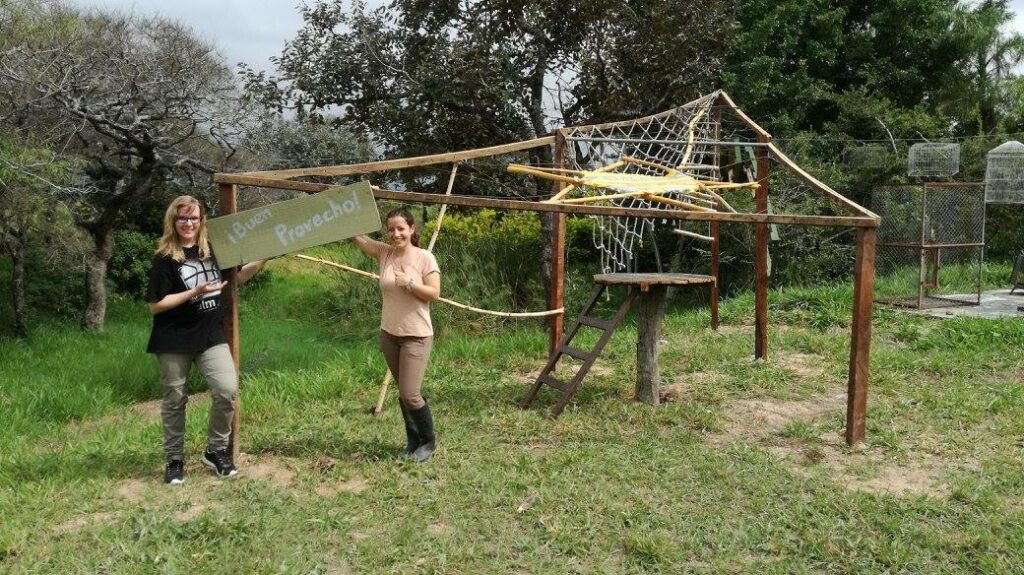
[207,181,380,268]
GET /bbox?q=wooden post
[711,106,721,331]
[218,183,241,462]
[710,207,720,331]
[634,285,669,405]
[754,136,770,359]
[549,132,567,354]
[846,227,876,445]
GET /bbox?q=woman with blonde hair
[146,195,265,484]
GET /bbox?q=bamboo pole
[245,136,555,179]
[673,229,714,242]
[641,194,714,212]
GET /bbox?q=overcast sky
[67,0,1024,75]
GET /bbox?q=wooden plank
[561,346,595,362]
[578,315,613,331]
[242,136,556,179]
[539,374,569,393]
[847,227,876,445]
[206,182,380,268]
[594,273,715,286]
[218,183,241,463]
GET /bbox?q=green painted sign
[207,181,380,268]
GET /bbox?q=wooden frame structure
[213,90,880,454]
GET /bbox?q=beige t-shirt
[378,247,440,337]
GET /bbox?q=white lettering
[227,208,272,244]
[273,190,363,248]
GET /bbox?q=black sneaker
[202,448,238,478]
[164,459,185,485]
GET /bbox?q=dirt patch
[709,393,846,445]
[240,454,297,487]
[115,478,149,503]
[774,432,952,498]
[660,372,724,402]
[173,503,211,522]
[426,522,451,535]
[774,351,827,379]
[710,394,953,498]
[52,511,119,535]
[315,476,370,497]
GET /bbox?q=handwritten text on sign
[207,181,381,268]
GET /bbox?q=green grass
[1,258,1023,573]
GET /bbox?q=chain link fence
[871,183,985,309]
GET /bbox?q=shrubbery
[108,230,156,300]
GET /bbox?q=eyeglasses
[175,216,201,224]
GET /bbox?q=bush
[108,230,157,300]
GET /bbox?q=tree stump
[634,285,669,405]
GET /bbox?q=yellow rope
[294,254,564,318]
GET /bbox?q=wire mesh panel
[907,143,960,177]
[872,183,984,309]
[985,140,1024,204]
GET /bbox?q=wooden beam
[239,136,556,179]
[218,183,241,462]
[205,175,879,228]
[846,227,876,445]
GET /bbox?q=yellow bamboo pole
[641,194,714,212]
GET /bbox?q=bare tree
[0,4,245,330]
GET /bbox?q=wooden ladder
[520,283,638,417]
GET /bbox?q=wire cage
[843,144,890,170]
[985,140,1024,204]
[907,143,960,178]
[871,183,985,309]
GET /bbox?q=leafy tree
[0,4,247,330]
[0,135,76,336]
[948,0,1024,134]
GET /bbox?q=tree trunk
[81,226,115,331]
[10,236,27,338]
[634,286,669,405]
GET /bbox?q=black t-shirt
[146,246,226,354]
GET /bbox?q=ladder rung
[538,374,569,393]
[577,315,612,330]
[560,346,595,362]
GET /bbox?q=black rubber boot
[409,401,436,463]
[399,400,419,456]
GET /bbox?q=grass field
[1,255,1023,573]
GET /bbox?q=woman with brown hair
[352,206,441,462]
[146,195,265,484]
